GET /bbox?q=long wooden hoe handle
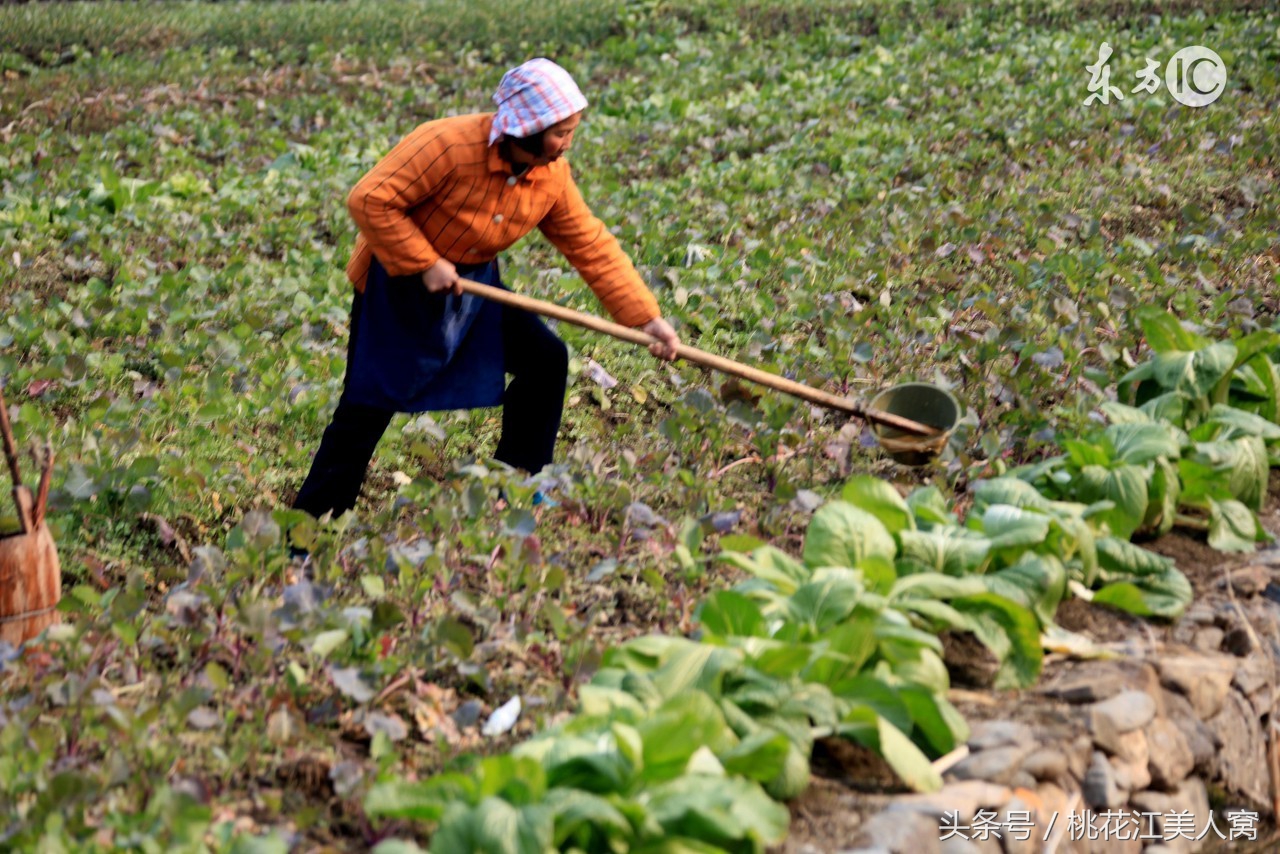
[457,279,941,438]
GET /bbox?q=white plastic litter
[482,695,522,736]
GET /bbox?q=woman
[294,58,679,519]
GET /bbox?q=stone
[1039,660,1162,706]
[1082,815,1143,854]
[1233,655,1273,697]
[1066,735,1094,781]
[1184,602,1216,624]
[887,780,1013,823]
[1158,655,1235,720]
[1021,747,1069,782]
[1222,625,1258,657]
[1035,782,1070,841]
[847,809,941,854]
[937,839,984,854]
[995,789,1042,854]
[966,720,1036,751]
[1009,771,1037,790]
[1191,627,1224,652]
[1109,757,1131,793]
[1253,547,1280,566]
[1160,689,1218,771]
[1217,565,1271,596]
[1144,717,1194,790]
[1083,750,1124,809]
[1104,728,1149,765]
[945,745,1031,786]
[1110,753,1150,793]
[1205,690,1272,807]
[1085,690,1157,751]
[1129,790,1193,854]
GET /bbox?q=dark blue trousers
[294,262,568,519]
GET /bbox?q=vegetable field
[1,0,1278,850]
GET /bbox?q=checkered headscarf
[489,58,588,145]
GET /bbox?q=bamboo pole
[0,383,27,534]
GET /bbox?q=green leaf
[841,476,915,535]
[642,775,789,846]
[890,572,988,601]
[697,590,766,639]
[646,639,744,699]
[1092,537,1190,617]
[1191,436,1268,510]
[1152,340,1237,400]
[1234,354,1280,424]
[952,594,1043,690]
[1104,422,1182,464]
[1062,438,1111,468]
[1142,458,1180,537]
[804,613,880,686]
[1093,567,1192,619]
[543,788,634,849]
[371,841,427,854]
[577,684,647,718]
[364,774,476,821]
[473,756,548,805]
[1232,328,1280,366]
[718,534,764,552]
[828,674,912,734]
[1099,401,1151,424]
[1206,404,1280,442]
[971,477,1052,512]
[719,730,792,782]
[763,742,811,801]
[637,692,736,782]
[905,486,958,528]
[360,574,386,598]
[525,735,633,795]
[1208,497,1260,553]
[1118,359,1157,404]
[1096,536,1175,577]
[1136,307,1209,353]
[718,545,809,593]
[839,706,941,793]
[786,570,866,635]
[310,630,348,659]
[983,552,1068,627]
[898,685,966,756]
[1074,464,1149,540]
[429,797,553,854]
[803,501,896,570]
[1139,392,1188,425]
[898,527,991,576]
[976,504,1052,552]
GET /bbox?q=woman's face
[541,112,582,162]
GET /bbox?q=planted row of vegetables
[357,310,1280,850]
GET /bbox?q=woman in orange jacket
[294,58,679,519]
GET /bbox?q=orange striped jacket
[345,112,660,328]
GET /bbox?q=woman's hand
[422,258,462,295]
[641,317,680,361]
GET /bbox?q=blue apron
[342,256,508,412]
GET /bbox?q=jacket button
[493,214,504,223]
[507,176,518,186]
